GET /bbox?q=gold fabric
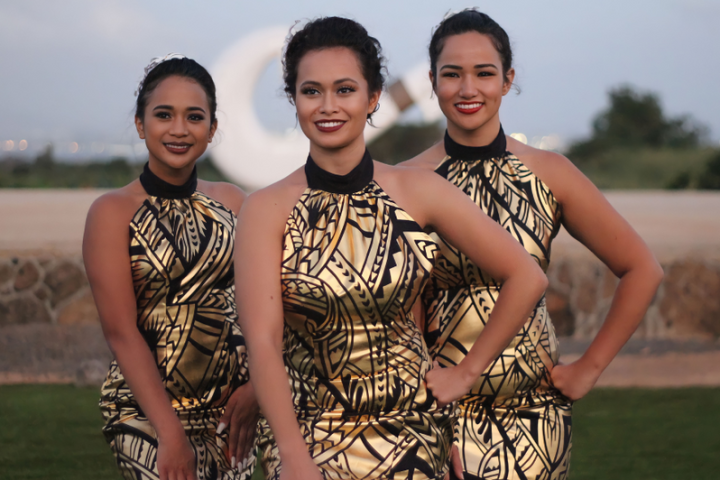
[100,191,254,480]
[258,182,454,480]
[424,153,572,480]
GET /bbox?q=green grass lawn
[0,385,718,479]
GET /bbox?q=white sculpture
[212,27,443,190]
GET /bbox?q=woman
[402,10,664,480]
[234,17,549,480]
[84,55,258,480]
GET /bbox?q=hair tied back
[135,53,187,97]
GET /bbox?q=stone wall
[1,254,720,340]
[0,256,98,327]
[546,258,720,340]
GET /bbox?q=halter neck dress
[256,151,454,480]
[423,128,573,480]
[99,164,255,480]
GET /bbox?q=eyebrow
[440,64,498,71]
[299,78,360,88]
[152,105,207,113]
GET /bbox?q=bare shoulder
[87,180,146,228]
[506,136,588,203]
[375,161,445,192]
[197,180,247,214]
[237,168,307,233]
[397,141,446,171]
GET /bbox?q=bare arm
[83,194,197,480]
[538,154,663,399]
[234,190,322,480]
[408,171,548,404]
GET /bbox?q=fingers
[228,418,238,467]
[451,445,464,480]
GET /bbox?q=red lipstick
[454,102,483,115]
[164,143,191,154]
[315,121,346,133]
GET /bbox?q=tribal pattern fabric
[258,180,454,480]
[424,134,572,480]
[100,190,254,480]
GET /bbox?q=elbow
[649,259,664,289]
[534,267,549,298]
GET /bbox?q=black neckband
[139,162,197,199]
[444,126,507,161]
[305,149,374,194]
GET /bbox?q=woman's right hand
[157,432,198,480]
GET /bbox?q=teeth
[167,144,189,149]
[317,122,344,128]
[457,103,482,109]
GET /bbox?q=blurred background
[1,1,719,479]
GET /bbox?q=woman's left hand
[425,361,474,407]
[550,359,602,401]
[218,381,260,468]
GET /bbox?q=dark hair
[429,10,514,85]
[135,57,217,124]
[282,17,385,112]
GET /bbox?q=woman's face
[135,75,216,171]
[294,47,379,153]
[432,31,514,134]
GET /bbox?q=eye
[442,72,459,78]
[154,111,171,119]
[478,71,495,77]
[301,87,319,95]
[338,86,356,94]
[188,114,205,121]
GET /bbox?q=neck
[147,156,196,186]
[308,135,368,176]
[446,113,503,148]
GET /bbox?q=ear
[208,119,218,143]
[428,69,437,92]
[367,90,381,116]
[134,116,146,140]
[502,68,516,96]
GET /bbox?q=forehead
[296,47,365,84]
[438,31,502,66]
[147,75,209,107]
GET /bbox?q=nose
[319,93,339,115]
[169,115,188,137]
[459,74,479,99]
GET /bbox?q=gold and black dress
[100,164,254,480]
[256,151,454,480]
[424,129,572,480]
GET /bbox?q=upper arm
[529,152,658,277]
[82,195,139,338]
[234,189,289,350]
[409,170,545,283]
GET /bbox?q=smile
[315,121,346,133]
[455,102,483,114]
[164,143,192,154]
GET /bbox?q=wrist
[156,419,186,442]
[576,352,606,376]
[457,359,481,388]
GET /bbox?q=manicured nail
[217,422,226,435]
[231,456,236,468]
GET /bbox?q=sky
[1,0,719,161]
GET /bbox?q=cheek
[435,82,457,106]
[481,80,505,100]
